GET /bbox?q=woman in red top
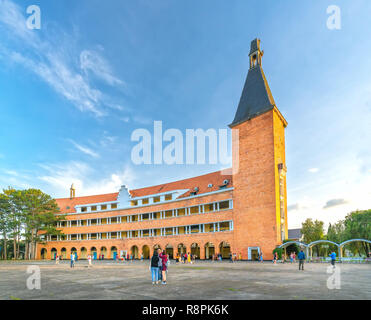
[159,250,168,285]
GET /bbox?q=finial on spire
[249,38,263,69]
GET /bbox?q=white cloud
[69,139,100,158]
[308,168,319,173]
[0,0,125,117]
[3,169,18,176]
[120,117,130,123]
[100,133,117,147]
[80,50,124,87]
[37,161,136,198]
[323,198,348,209]
[0,168,33,190]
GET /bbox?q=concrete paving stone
[0,260,369,300]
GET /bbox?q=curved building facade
[37,39,288,261]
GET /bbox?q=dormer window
[111,203,117,209]
[142,198,149,205]
[130,200,138,206]
[190,187,199,196]
[219,179,230,189]
[165,194,172,201]
[81,207,87,212]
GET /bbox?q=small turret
[70,183,75,199]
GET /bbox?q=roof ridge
[130,168,232,192]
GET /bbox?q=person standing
[159,250,168,285]
[298,249,305,271]
[187,252,192,264]
[150,251,160,284]
[141,253,144,262]
[260,252,263,262]
[290,252,294,263]
[87,254,92,267]
[273,252,277,264]
[55,255,59,265]
[157,248,163,282]
[70,253,75,268]
[329,251,336,268]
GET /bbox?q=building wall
[232,110,284,260]
[36,110,287,261]
[36,191,235,260]
[273,108,288,242]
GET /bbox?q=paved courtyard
[0,260,370,300]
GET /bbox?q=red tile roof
[56,193,118,214]
[56,169,232,214]
[130,169,232,199]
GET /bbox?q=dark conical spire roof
[229,39,276,128]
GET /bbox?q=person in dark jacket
[298,250,305,270]
[150,251,160,284]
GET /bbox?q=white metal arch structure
[307,240,340,261]
[278,241,309,261]
[340,239,371,247]
[278,241,308,249]
[339,239,371,259]
[275,239,371,261]
[307,240,339,248]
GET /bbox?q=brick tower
[230,39,288,260]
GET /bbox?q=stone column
[199,245,205,260]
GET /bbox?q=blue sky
[0,0,370,228]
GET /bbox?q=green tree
[0,192,12,259]
[301,218,325,256]
[327,221,345,244]
[342,210,371,257]
[3,188,24,259]
[21,189,63,260]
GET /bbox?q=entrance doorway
[165,245,174,259]
[248,247,261,260]
[205,242,215,259]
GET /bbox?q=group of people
[295,250,337,271]
[150,249,169,285]
[175,252,195,264]
[228,252,243,262]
